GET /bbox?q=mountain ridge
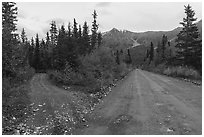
[102,19,202,49]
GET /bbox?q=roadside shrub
[79,46,117,92]
[2,77,12,105]
[15,66,35,82]
[152,63,166,73]
[163,66,201,80]
[113,62,128,79]
[49,46,129,93]
[48,70,64,83]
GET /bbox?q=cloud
[46,18,66,25]
[17,17,48,39]
[18,12,25,19]
[96,2,111,7]
[17,23,36,39]
[100,10,111,16]
[42,27,50,36]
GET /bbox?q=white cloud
[16,2,202,39]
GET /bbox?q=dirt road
[73,69,202,135]
[27,70,201,135]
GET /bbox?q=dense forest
[2,2,202,135]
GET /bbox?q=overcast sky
[16,2,202,39]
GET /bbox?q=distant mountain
[197,20,202,36]
[102,28,135,50]
[102,20,202,66]
[102,19,202,49]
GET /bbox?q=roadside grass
[163,66,201,80]
[142,63,201,83]
[2,67,35,134]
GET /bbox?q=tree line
[24,10,102,72]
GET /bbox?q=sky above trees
[16,2,202,39]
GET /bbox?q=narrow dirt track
[26,74,92,134]
[73,69,202,135]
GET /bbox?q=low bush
[163,66,201,80]
[113,62,128,79]
[2,66,34,134]
[48,46,129,93]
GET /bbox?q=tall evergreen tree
[67,22,72,38]
[54,25,66,69]
[46,32,50,44]
[146,49,149,58]
[161,34,168,60]
[116,50,120,65]
[57,25,66,46]
[82,21,90,54]
[50,21,58,68]
[2,2,18,76]
[127,49,132,64]
[176,4,202,69]
[91,10,98,50]
[78,25,85,55]
[45,32,50,52]
[45,32,52,68]
[73,18,78,39]
[28,37,34,67]
[39,39,46,70]
[97,32,102,47]
[33,34,40,71]
[21,28,27,43]
[50,21,58,46]
[149,42,154,63]
[78,25,82,38]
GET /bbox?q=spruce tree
[97,32,102,47]
[50,21,58,46]
[149,42,154,63]
[67,22,72,38]
[39,39,46,70]
[45,32,52,69]
[82,21,90,54]
[91,10,98,50]
[116,50,120,65]
[73,18,78,39]
[161,34,167,60]
[127,49,132,64]
[50,21,58,68]
[176,4,202,69]
[78,25,82,38]
[28,37,34,67]
[146,49,149,58]
[2,2,18,76]
[78,25,84,55]
[57,25,66,46]
[45,32,50,51]
[55,25,66,69]
[21,28,27,43]
[33,34,40,71]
